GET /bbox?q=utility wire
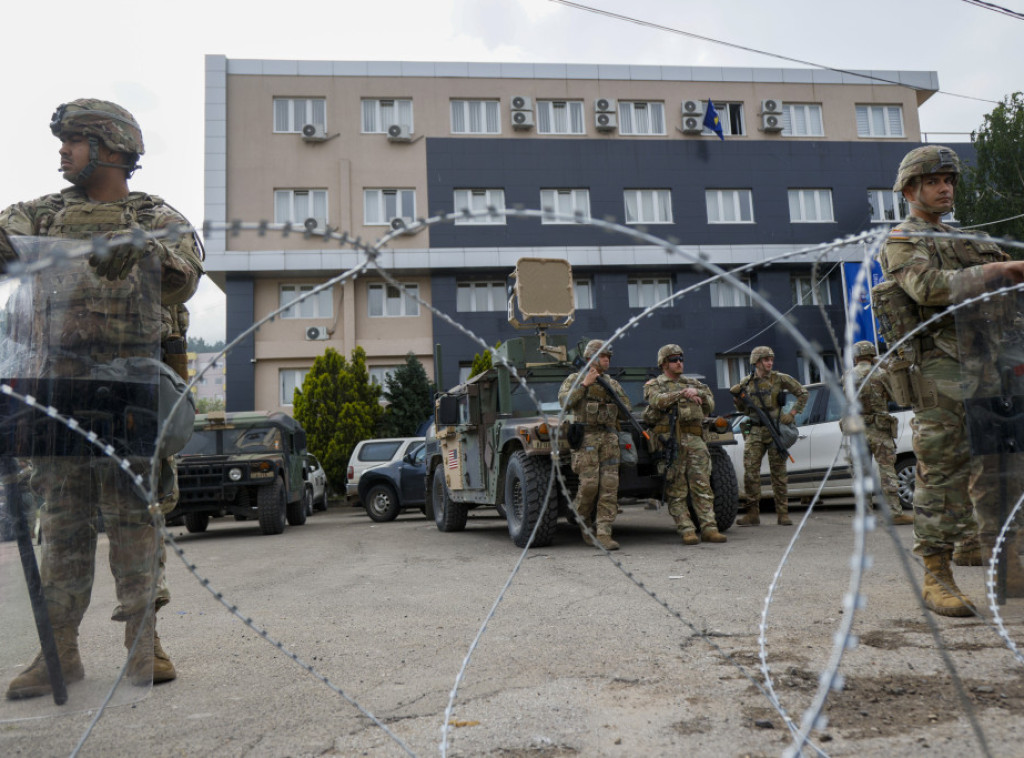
[961,0,1024,21]
[549,0,1001,105]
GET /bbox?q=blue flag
[703,99,724,140]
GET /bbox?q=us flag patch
[447,448,458,469]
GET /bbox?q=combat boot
[701,527,727,543]
[891,513,915,527]
[736,505,760,527]
[6,627,84,700]
[680,529,700,546]
[595,534,619,551]
[952,540,982,566]
[578,524,595,546]
[922,552,974,617]
[982,535,1024,597]
[124,613,162,687]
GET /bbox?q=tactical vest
[577,382,620,427]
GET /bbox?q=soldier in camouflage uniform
[844,341,914,525]
[1,100,204,698]
[558,339,631,550]
[643,345,726,545]
[879,145,1024,616]
[730,346,808,526]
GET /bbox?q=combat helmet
[892,145,960,193]
[852,340,877,360]
[51,99,144,181]
[657,344,684,365]
[749,346,774,365]
[583,339,612,359]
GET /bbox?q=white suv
[724,383,916,509]
[345,437,424,505]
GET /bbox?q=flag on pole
[703,99,724,140]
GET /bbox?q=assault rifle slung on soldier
[733,384,796,463]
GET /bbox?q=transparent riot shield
[0,236,163,719]
[955,275,1024,605]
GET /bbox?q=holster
[162,337,188,382]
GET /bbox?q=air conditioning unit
[389,217,420,235]
[305,326,329,341]
[301,123,328,142]
[595,112,617,132]
[386,124,412,143]
[681,100,705,116]
[761,113,784,132]
[681,115,703,133]
[511,110,535,130]
[595,97,617,113]
[761,98,783,115]
[303,217,319,232]
[510,95,533,111]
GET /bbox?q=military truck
[172,411,311,535]
[424,258,739,548]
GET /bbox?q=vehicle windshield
[180,426,283,456]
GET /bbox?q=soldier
[879,145,1024,616]
[558,339,631,550]
[643,345,726,545]
[844,341,914,525]
[730,346,808,526]
[0,99,204,698]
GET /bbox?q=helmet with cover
[749,345,774,365]
[51,99,144,181]
[657,344,684,366]
[852,340,877,359]
[583,339,612,360]
[892,145,960,193]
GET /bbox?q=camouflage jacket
[730,370,807,419]
[847,361,894,419]
[643,373,713,426]
[558,371,631,428]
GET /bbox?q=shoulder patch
[888,229,910,241]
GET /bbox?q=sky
[1,0,1021,343]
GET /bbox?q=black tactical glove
[89,233,147,281]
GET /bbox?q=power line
[961,0,1024,21]
[549,0,1001,105]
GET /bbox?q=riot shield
[955,273,1024,605]
[0,236,163,719]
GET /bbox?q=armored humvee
[424,259,739,548]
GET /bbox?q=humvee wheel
[709,446,739,531]
[258,477,287,535]
[504,450,557,548]
[432,463,468,532]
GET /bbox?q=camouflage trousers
[865,426,902,515]
[570,429,619,536]
[741,427,788,512]
[31,456,167,629]
[664,436,716,533]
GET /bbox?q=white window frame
[624,189,673,224]
[706,189,754,224]
[788,189,835,223]
[792,274,833,306]
[368,366,400,386]
[574,278,594,310]
[280,284,333,320]
[856,104,904,138]
[450,100,500,134]
[274,189,328,230]
[368,283,420,318]
[716,355,748,389]
[796,352,840,385]
[540,189,591,224]
[618,101,666,136]
[280,368,310,406]
[456,281,507,312]
[709,277,752,307]
[273,98,326,133]
[536,100,585,135]
[361,98,414,134]
[364,189,416,225]
[868,189,908,223]
[702,102,745,137]
[781,103,824,137]
[453,189,506,225]
[627,276,671,309]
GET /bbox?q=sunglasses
[666,356,684,363]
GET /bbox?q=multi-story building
[204,54,971,414]
[187,351,227,407]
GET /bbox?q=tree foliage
[379,353,434,437]
[195,396,225,414]
[293,347,382,489]
[188,336,226,354]
[956,91,1024,249]
[468,340,502,379]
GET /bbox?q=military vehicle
[172,411,311,535]
[424,258,739,548]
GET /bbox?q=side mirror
[437,395,459,426]
[293,429,307,451]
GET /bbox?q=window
[788,189,835,223]
[453,189,506,225]
[273,98,326,133]
[703,102,745,136]
[618,101,666,135]
[368,283,419,317]
[536,100,585,134]
[274,189,328,229]
[791,274,833,306]
[706,189,754,224]
[716,355,748,389]
[574,278,594,310]
[458,364,473,385]
[368,366,399,386]
[457,281,506,312]
[540,189,591,223]
[868,189,908,223]
[781,104,824,137]
[624,189,672,224]
[856,105,904,138]
[796,352,839,385]
[280,368,310,406]
[709,277,752,307]
[361,98,413,134]
[451,100,500,134]
[280,284,333,319]
[627,276,671,309]
[364,189,416,225]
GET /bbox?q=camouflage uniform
[643,372,719,538]
[846,358,906,517]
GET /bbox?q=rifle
[734,378,795,463]
[659,405,679,509]
[571,356,650,443]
